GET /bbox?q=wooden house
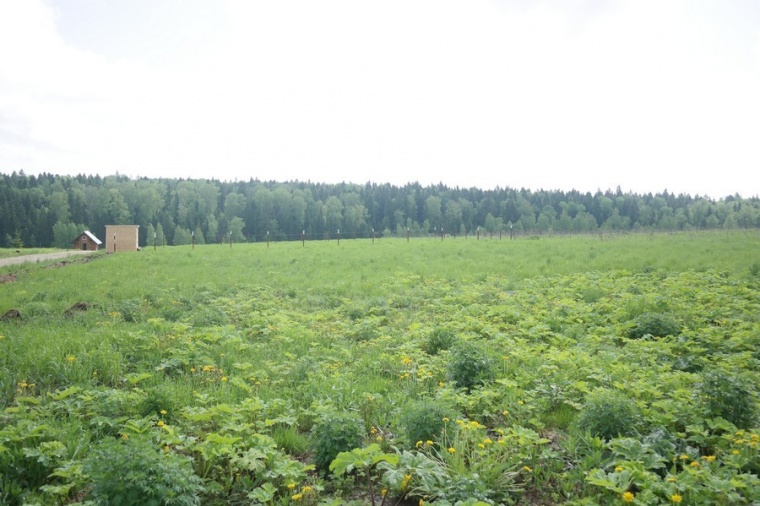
[72,231,102,251]
[105,225,140,252]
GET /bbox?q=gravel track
[0,250,97,268]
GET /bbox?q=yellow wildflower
[478,443,485,449]
[302,486,312,493]
[425,440,433,446]
[416,441,423,448]
[291,493,303,501]
[690,461,700,468]
[523,466,532,472]
[615,466,624,473]
[287,483,296,490]
[671,494,682,503]
[221,376,228,382]
[679,454,689,460]
[157,420,164,427]
[483,438,492,444]
[622,491,635,503]
[160,410,167,415]
[701,455,715,462]
[666,476,676,483]
[448,447,456,454]
[376,436,383,443]
[121,433,128,440]
[732,449,740,455]
[442,417,450,422]
[381,488,388,497]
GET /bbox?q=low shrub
[399,399,459,447]
[699,369,757,429]
[626,312,680,339]
[446,341,495,391]
[574,390,641,440]
[424,327,456,355]
[83,434,203,505]
[309,412,364,473]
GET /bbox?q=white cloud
[0,0,758,198]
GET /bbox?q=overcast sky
[1,0,759,198]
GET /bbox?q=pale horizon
[1,0,759,199]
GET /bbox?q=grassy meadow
[1,231,759,505]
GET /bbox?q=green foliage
[424,327,457,355]
[446,341,495,391]
[574,390,642,440]
[310,412,364,473]
[400,399,459,447]
[83,434,203,506]
[329,443,398,476]
[699,369,757,429]
[1,234,760,504]
[626,312,680,339]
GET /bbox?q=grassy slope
[0,231,758,504]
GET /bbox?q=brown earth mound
[64,302,91,317]
[1,309,22,321]
[0,274,16,284]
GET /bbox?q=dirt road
[0,250,97,268]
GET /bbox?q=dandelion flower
[291,493,303,501]
[671,494,682,503]
[302,486,312,493]
[287,483,296,490]
[157,420,164,427]
[701,455,716,462]
[615,466,624,473]
[690,461,700,468]
[622,491,634,503]
[523,466,532,472]
[448,447,456,454]
[160,409,167,415]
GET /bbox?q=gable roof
[82,230,102,245]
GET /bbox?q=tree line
[1,171,758,248]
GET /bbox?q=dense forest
[1,171,758,248]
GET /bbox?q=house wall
[72,235,99,251]
[105,225,139,252]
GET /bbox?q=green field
[1,232,759,505]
